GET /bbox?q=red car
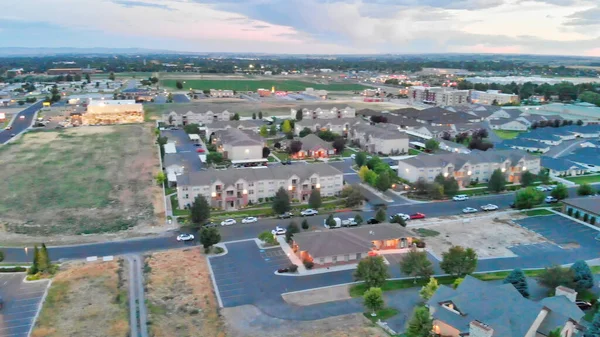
[410,212,426,220]
[196,148,205,153]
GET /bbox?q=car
[342,218,358,227]
[389,213,410,221]
[5,126,11,130]
[176,233,195,242]
[196,148,205,153]
[241,216,258,224]
[410,213,426,220]
[9,133,15,137]
[221,218,237,226]
[277,267,290,273]
[193,143,201,147]
[301,209,318,216]
[545,196,558,203]
[453,194,469,201]
[462,207,478,214]
[366,218,380,224]
[509,202,516,208]
[19,115,25,120]
[536,186,548,192]
[576,301,593,310]
[546,185,557,190]
[271,226,286,235]
[278,212,293,219]
[202,222,217,228]
[350,154,356,159]
[481,204,499,211]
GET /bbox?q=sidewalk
[276,236,307,273]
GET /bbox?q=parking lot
[516,215,600,251]
[0,273,49,337]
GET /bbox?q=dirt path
[127,255,149,337]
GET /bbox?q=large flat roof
[563,196,600,215]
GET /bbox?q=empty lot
[0,125,163,240]
[161,79,367,91]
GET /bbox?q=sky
[1,0,599,56]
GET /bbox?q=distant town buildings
[470,89,520,106]
[291,107,356,120]
[408,86,469,106]
[209,89,234,98]
[47,68,83,76]
[163,110,231,126]
[83,100,144,125]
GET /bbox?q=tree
[427,182,444,199]
[538,265,575,290]
[29,245,40,275]
[515,187,545,209]
[269,125,277,136]
[176,81,183,89]
[440,246,478,276]
[262,147,271,158]
[109,72,115,81]
[190,195,210,227]
[488,169,506,193]
[452,277,464,289]
[419,277,439,300]
[308,189,322,209]
[289,140,303,155]
[285,221,300,243]
[538,169,551,184]
[295,109,303,121]
[577,183,596,196]
[406,306,433,337]
[354,256,389,289]
[503,268,530,298]
[257,111,263,119]
[85,73,91,83]
[38,243,51,273]
[282,120,292,134]
[66,74,73,82]
[443,177,459,196]
[551,183,568,200]
[258,231,277,245]
[585,311,600,337]
[577,119,583,126]
[301,219,309,230]
[332,137,346,154]
[199,227,221,253]
[400,248,434,283]
[260,125,268,137]
[232,113,240,121]
[358,165,370,182]
[325,214,336,228]
[252,112,256,120]
[425,138,439,152]
[354,214,363,225]
[206,152,224,165]
[571,260,594,290]
[155,172,166,185]
[521,171,535,187]
[355,152,367,167]
[0,250,3,262]
[183,123,200,134]
[391,215,407,227]
[299,127,312,138]
[375,208,386,223]
[272,187,291,214]
[375,171,392,192]
[363,287,385,316]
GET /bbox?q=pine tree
[503,268,530,298]
[585,311,600,337]
[29,245,40,275]
[406,306,433,337]
[37,244,49,273]
[571,260,594,290]
[40,243,52,273]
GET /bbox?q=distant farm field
[161,79,368,91]
[0,125,162,236]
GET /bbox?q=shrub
[303,260,314,269]
[289,264,298,272]
[416,241,426,248]
[584,214,589,222]
[567,208,573,216]
[0,266,27,273]
[592,217,596,225]
[574,210,580,219]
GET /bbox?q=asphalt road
[0,101,43,144]
[0,273,49,337]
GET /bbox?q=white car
[176,234,195,242]
[221,218,237,226]
[536,186,548,192]
[342,218,358,227]
[453,195,469,201]
[390,213,410,221]
[350,154,356,159]
[241,217,258,224]
[301,209,319,216]
[271,226,286,235]
[481,204,499,211]
[462,207,478,214]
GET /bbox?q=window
[184,194,189,199]
[249,190,254,195]
[332,256,337,263]
[344,254,349,262]
[319,258,324,264]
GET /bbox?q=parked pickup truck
[324,217,342,229]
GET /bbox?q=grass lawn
[408,148,421,155]
[164,186,177,195]
[565,174,600,184]
[267,155,277,162]
[161,79,368,91]
[413,228,440,237]
[273,151,290,161]
[363,308,399,323]
[494,130,523,139]
[522,209,555,216]
[171,195,190,217]
[341,148,357,157]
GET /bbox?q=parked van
[323,217,342,229]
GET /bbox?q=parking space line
[220,294,248,299]
[0,324,31,331]
[14,290,46,296]
[218,281,244,287]
[10,303,39,309]
[0,333,29,337]
[2,309,38,317]
[2,317,33,324]
[12,297,43,303]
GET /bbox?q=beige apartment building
[294,118,356,136]
[209,89,234,98]
[211,128,264,163]
[291,107,356,120]
[397,150,541,186]
[83,100,144,125]
[350,123,409,155]
[162,110,231,126]
[176,163,343,210]
[408,86,469,106]
[470,89,520,106]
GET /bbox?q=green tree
[551,183,568,200]
[344,187,364,208]
[521,171,535,187]
[299,127,312,138]
[443,177,459,196]
[183,123,200,134]
[538,265,575,290]
[269,124,277,136]
[155,172,166,185]
[190,195,210,227]
[571,260,594,290]
[308,189,322,209]
[400,248,434,283]
[375,171,391,191]
[0,250,3,262]
[577,183,596,196]
[29,245,40,275]
[427,182,444,199]
[488,169,506,193]
[354,256,389,289]
[258,231,277,245]
[503,268,530,298]
[38,243,50,273]
[358,165,370,182]
[440,246,478,276]
[391,215,407,227]
[260,125,268,137]
[406,306,433,337]
[199,227,221,253]
[548,328,561,337]
[176,81,183,89]
[419,277,439,300]
[301,219,309,230]
[585,311,600,337]
[252,112,256,119]
[425,138,439,152]
[365,170,378,186]
[282,120,292,134]
[354,214,363,225]
[538,169,551,184]
[452,277,464,289]
[355,152,367,167]
[285,221,300,243]
[85,73,91,83]
[206,152,224,165]
[295,109,303,121]
[325,214,336,228]
[272,187,291,215]
[363,287,385,316]
[258,111,263,119]
[514,187,544,209]
[232,113,240,121]
[375,208,386,223]
[109,72,115,81]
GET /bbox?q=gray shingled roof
[299,134,333,151]
[400,149,535,168]
[541,156,587,172]
[562,196,600,215]
[296,118,357,128]
[352,123,409,140]
[214,128,263,146]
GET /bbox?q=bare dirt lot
[31,260,129,337]
[411,212,547,258]
[144,248,226,337]
[0,125,164,242]
[223,305,382,337]
[282,284,351,306]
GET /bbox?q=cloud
[112,0,174,10]
[565,7,600,25]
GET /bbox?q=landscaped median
[565,174,600,185]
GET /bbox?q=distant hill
[0,47,189,56]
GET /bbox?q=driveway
[0,273,49,337]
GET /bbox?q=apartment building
[83,100,144,125]
[489,119,528,131]
[470,89,520,105]
[176,163,344,210]
[209,89,234,98]
[162,109,231,126]
[290,134,335,159]
[294,118,356,136]
[291,106,356,120]
[211,128,264,163]
[350,123,409,155]
[408,86,469,106]
[205,120,265,138]
[396,150,541,186]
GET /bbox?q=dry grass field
[31,260,129,337]
[144,248,226,337]
[0,125,163,237]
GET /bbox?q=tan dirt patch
[282,284,351,306]
[31,260,129,337]
[144,248,225,337]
